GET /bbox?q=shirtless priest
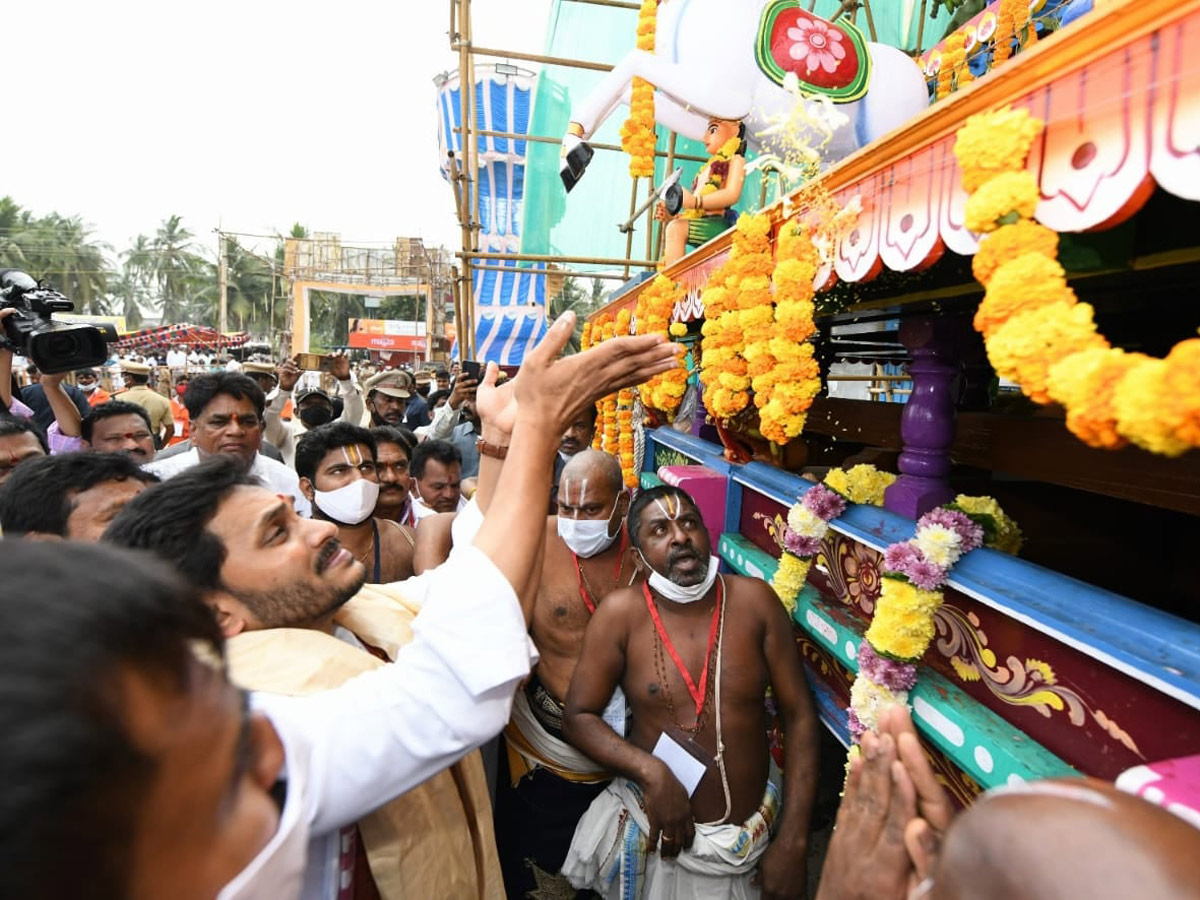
[495,448,642,898]
[562,485,818,900]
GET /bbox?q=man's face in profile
[123,658,284,899]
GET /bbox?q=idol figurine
[655,117,747,266]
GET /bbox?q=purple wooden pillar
[883,315,964,519]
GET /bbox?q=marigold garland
[755,222,822,444]
[955,106,1200,456]
[770,465,895,614]
[621,0,658,178]
[617,387,637,487]
[699,213,771,419]
[848,497,1020,739]
[634,274,688,415]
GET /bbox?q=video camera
[0,269,118,374]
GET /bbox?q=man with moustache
[550,405,598,511]
[295,422,414,583]
[371,425,418,526]
[81,401,157,464]
[145,372,310,516]
[562,485,818,900]
[408,439,466,521]
[495,448,640,899]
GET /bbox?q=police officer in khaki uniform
[117,361,174,448]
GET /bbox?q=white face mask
[639,552,720,604]
[557,494,623,558]
[314,478,379,525]
[78,382,97,393]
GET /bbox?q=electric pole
[217,231,229,337]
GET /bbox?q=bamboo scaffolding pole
[459,250,658,267]
[451,126,708,163]
[450,44,614,73]
[470,264,633,280]
[623,177,640,281]
[563,0,640,9]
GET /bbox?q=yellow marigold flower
[985,301,1108,403]
[1113,357,1191,456]
[954,107,1044,192]
[737,212,771,242]
[842,464,896,505]
[1046,347,1146,449]
[771,552,812,613]
[1162,338,1200,450]
[668,322,687,337]
[964,170,1039,233]
[975,252,1075,339]
[972,220,1059,286]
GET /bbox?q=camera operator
[1,309,84,464]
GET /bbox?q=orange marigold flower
[972,220,1059,286]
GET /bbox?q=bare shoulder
[592,584,644,626]
[724,572,785,620]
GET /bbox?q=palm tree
[11,212,112,314]
[152,215,206,324]
[549,275,594,354]
[0,197,27,268]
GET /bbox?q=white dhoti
[562,769,781,900]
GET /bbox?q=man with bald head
[494,448,640,899]
[815,704,1200,900]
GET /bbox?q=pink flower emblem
[787,19,846,75]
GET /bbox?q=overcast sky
[5,0,552,260]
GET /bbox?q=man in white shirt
[146,371,311,516]
[0,312,682,899]
[265,355,365,468]
[166,344,188,371]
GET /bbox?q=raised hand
[514,311,681,432]
[474,365,516,439]
[277,358,301,393]
[329,351,351,382]
[814,732,917,900]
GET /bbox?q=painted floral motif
[935,604,1143,757]
[787,18,846,75]
[820,532,882,616]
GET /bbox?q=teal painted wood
[640,471,664,490]
[715,532,1079,790]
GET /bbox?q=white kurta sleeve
[334,378,364,427]
[415,401,461,441]
[251,544,534,835]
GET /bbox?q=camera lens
[46,333,82,357]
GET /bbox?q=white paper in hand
[651,732,707,797]
[602,687,628,737]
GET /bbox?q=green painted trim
[640,471,664,490]
[754,1,872,103]
[794,590,1080,789]
[716,531,1078,788]
[719,532,779,582]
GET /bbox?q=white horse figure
[560,0,930,190]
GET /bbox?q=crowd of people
[1,309,1197,900]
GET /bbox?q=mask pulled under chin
[314,479,379,525]
[641,553,720,604]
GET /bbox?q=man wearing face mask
[295,422,415,584]
[74,369,111,407]
[561,484,819,900]
[265,354,364,468]
[493,448,640,900]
